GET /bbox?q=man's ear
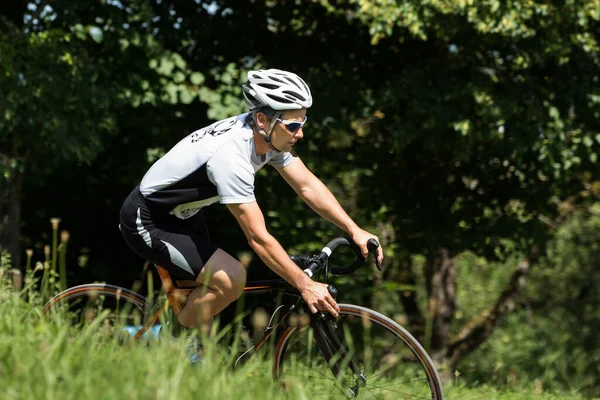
[256,112,267,128]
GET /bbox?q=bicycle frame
[132,265,304,358]
[133,236,376,344]
[129,238,381,382]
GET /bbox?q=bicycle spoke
[363,332,377,378]
[284,373,333,381]
[343,369,432,399]
[365,387,382,400]
[365,337,399,378]
[287,357,336,381]
[308,388,352,398]
[367,376,431,388]
[332,315,419,389]
[362,383,433,399]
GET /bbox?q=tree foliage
[0,0,165,166]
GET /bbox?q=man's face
[270,108,306,152]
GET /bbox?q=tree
[0,0,164,267]
[315,0,600,377]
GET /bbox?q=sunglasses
[276,116,307,133]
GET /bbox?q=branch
[446,256,532,364]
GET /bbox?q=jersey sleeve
[267,150,296,169]
[206,146,256,204]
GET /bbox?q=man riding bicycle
[118,68,384,342]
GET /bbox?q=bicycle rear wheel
[273,304,444,399]
[42,284,159,341]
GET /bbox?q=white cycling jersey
[139,113,295,219]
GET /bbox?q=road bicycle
[42,236,445,399]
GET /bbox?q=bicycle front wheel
[273,304,444,399]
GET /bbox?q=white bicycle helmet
[242,69,312,111]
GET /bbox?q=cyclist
[118,68,384,339]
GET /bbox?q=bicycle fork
[311,313,367,398]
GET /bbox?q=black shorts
[119,186,218,281]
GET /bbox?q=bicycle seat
[154,264,200,291]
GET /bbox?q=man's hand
[300,281,340,317]
[351,228,384,265]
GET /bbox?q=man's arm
[227,201,339,316]
[278,157,384,263]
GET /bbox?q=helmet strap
[253,111,282,152]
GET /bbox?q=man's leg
[177,248,247,336]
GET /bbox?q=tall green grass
[0,267,589,400]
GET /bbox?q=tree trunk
[0,156,24,269]
[395,255,425,342]
[425,247,457,367]
[0,0,26,271]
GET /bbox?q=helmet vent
[268,75,286,84]
[284,76,302,90]
[257,83,279,90]
[267,94,293,104]
[283,90,306,101]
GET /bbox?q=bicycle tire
[273,303,445,399]
[42,284,157,340]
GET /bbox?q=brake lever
[367,238,382,272]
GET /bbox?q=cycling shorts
[119,185,218,281]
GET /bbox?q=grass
[444,387,587,400]
[0,276,591,400]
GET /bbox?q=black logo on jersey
[190,118,237,143]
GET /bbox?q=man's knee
[203,249,246,303]
[224,262,246,302]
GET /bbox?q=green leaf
[190,72,204,85]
